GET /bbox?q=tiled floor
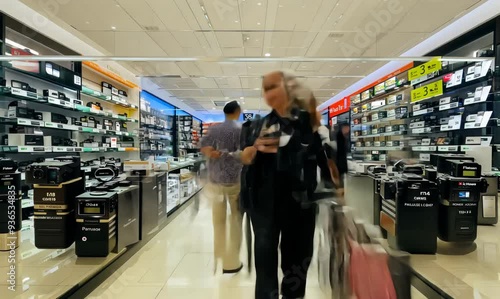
[87,198,427,299]
[0,228,125,299]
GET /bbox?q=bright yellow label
[411,80,443,103]
[408,58,442,81]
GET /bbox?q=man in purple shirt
[200,101,243,274]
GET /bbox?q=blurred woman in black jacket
[335,123,350,190]
[241,71,335,299]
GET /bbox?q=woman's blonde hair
[280,70,321,129]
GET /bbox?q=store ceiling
[20,0,485,114]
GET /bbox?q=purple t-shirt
[200,120,242,184]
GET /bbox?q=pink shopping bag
[349,240,397,299]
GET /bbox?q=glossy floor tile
[0,220,126,299]
[411,224,500,299]
[88,198,427,299]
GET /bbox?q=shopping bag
[348,240,397,299]
[316,200,352,299]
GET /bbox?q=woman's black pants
[250,188,316,299]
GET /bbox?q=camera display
[26,156,80,185]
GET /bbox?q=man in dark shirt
[200,101,243,274]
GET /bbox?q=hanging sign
[329,97,350,117]
[408,58,442,81]
[243,113,254,121]
[411,80,444,103]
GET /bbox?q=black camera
[26,156,81,185]
[429,155,488,242]
[91,163,120,183]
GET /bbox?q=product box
[123,161,152,175]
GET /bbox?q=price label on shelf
[411,80,443,103]
[408,58,442,81]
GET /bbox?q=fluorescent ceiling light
[0,56,490,63]
[5,38,40,55]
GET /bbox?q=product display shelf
[353,145,406,152]
[79,63,140,161]
[350,85,412,109]
[177,115,196,153]
[81,86,138,109]
[407,59,495,161]
[348,70,414,162]
[0,88,138,123]
[192,118,202,148]
[139,104,173,159]
[139,91,176,159]
[166,157,204,215]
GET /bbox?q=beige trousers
[206,183,242,270]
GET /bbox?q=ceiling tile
[222,47,245,56]
[146,0,191,30]
[117,0,166,31]
[114,32,166,56]
[245,47,263,56]
[202,90,224,97]
[240,0,268,30]
[171,31,201,48]
[42,0,143,31]
[191,78,218,89]
[148,32,184,56]
[216,32,244,47]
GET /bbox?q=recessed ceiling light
[235,20,239,23]
[265,53,271,57]
[85,21,90,24]
[332,92,335,95]
[212,107,216,110]
[248,66,252,69]
[240,97,244,100]
[111,26,116,30]
[257,22,261,25]
[257,2,262,5]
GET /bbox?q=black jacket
[240,110,333,212]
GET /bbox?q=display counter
[0,160,205,298]
[346,170,500,298]
[345,172,377,225]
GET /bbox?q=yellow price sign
[408,58,442,81]
[411,80,443,103]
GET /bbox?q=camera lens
[33,168,44,180]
